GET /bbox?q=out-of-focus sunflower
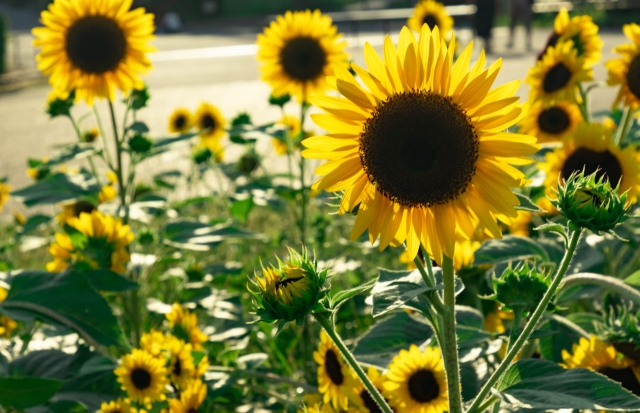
[519,100,582,143]
[540,8,602,65]
[56,200,97,224]
[298,403,336,413]
[350,367,387,413]
[0,181,11,213]
[0,287,17,338]
[313,330,353,410]
[302,26,538,263]
[526,40,592,103]
[194,102,226,145]
[166,303,208,350]
[114,349,167,404]
[168,379,207,413]
[273,115,307,155]
[168,108,192,134]
[257,10,349,102]
[32,0,156,105]
[383,345,448,413]
[606,23,640,110]
[98,398,134,413]
[193,354,210,378]
[46,210,134,274]
[506,210,533,236]
[538,122,640,203]
[407,0,453,38]
[166,336,195,389]
[139,330,167,358]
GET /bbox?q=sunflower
[166,303,208,350]
[303,26,538,263]
[168,379,207,413]
[168,108,192,134]
[313,330,353,410]
[32,0,156,105]
[527,40,592,103]
[139,330,167,358]
[273,115,307,155]
[257,9,349,102]
[194,102,226,146]
[98,398,134,413]
[193,354,210,378]
[56,200,97,224]
[519,100,582,143]
[350,367,388,413]
[540,8,602,65]
[538,122,640,204]
[298,403,336,413]
[606,23,640,111]
[0,181,10,213]
[114,349,168,404]
[99,184,118,203]
[506,210,533,236]
[166,336,195,389]
[383,345,448,413]
[46,210,134,274]
[407,0,453,39]
[0,287,17,338]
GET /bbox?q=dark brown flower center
[359,91,478,208]
[131,367,152,390]
[626,55,640,100]
[66,16,126,74]
[279,36,327,82]
[172,358,182,377]
[202,114,216,130]
[175,115,187,129]
[422,14,439,30]
[561,147,623,185]
[537,106,570,135]
[360,389,385,413]
[73,201,96,217]
[543,63,572,93]
[324,349,344,385]
[407,369,440,403]
[600,367,640,397]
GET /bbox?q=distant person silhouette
[475,0,496,54]
[507,0,533,51]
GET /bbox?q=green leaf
[55,356,120,411]
[20,214,52,234]
[230,198,254,224]
[474,235,550,265]
[330,277,377,310]
[0,270,128,349]
[354,311,433,358]
[81,270,139,292]
[11,173,100,207]
[625,270,640,290]
[9,350,74,380]
[163,219,260,251]
[371,269,437,317]
[127,121,149,134]
[180,284,212,302]
[236,353,268,370]
[0,377,62,409]
[47,400,89,413]
[42,143,99,168]
[514,191,546,213]
[495,359,640,411]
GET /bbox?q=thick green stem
[108,102,128,224]
[506,308,523,353]
[413,255,446,314]
[93,106,114,169]
[441,255,463,413]
[614,106,633,147]
[466,229,583,413]
[314,313,394,413]
[577,84,591,122]
[299,100,308,243]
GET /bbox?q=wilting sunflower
[539,9,602,65]
[168,108,192,134]
[606,23,640,110]
[384,345,448,413]
[0,181,10,213]
[257,10,349,102]
[519,100,582,143]
[32,0,156,105]
[98,398,134,413]
[194,102,226,144]
[407,0,453,38]
[166,303,208,350]
[166,337,195,389]
[350,367,387,413]
[313,330,353,410]
[0,287,17,338]
[114,349,168,404]
[526,40,592,103]
[168,379,207,413]
[303,26,538,262]
[538,122,640,203]
[46,210,134,274]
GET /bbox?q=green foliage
[0,377,62,409]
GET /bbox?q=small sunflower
[194,102,226,144]
[526,40,592,103]
[383,345,448,413]
[303,26,539,263]
[32,0,156,105]
[168,379,207,413]
[46,210,134,274]
[139,330,167,358]
[168,108,192,134]
[257,10,349,102]
[519,100,583,143]
[350,367,388,413]
[99,184,118,203]
[166,303,208,350]
[408,0,453,38]
[98,398,134,413]
[606,23,640,111]
[56,200,97,224]
[0,181,10,213]
[0,287,17,338]
[114,349,168,404]
[313,330,353,410]
[538,122,640,203]
[273,115,306,155]
[540,8,602,65]
[506,210,533,236]
[166,336,195,389]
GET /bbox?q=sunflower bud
[268,93,291,108]
[46,90,75,118]
[488,262,550,314]
[553,170,630,234]
[238,151,260,175]
[249,246,329,327]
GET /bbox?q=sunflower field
[2,0,640,412]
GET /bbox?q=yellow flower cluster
[0,287,17,338]
[166,303,209,350]
[168,103,226,161]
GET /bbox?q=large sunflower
[527,40,592,103]
[519,100,583,143]
[302,26,538,262]
[257,10,349,102]
[407,0,453,39]
[350,367,387,413]
[313,330,353,410]
[32,0,156,105]
[540,8,602,65]
[538,121,640,203]
[168,108,192,134]
[606,23,640,111]
[383,345,448,413]
[167,379,207,413]
[114,349,168,404]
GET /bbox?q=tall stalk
[108,102,128,224]
[298,96,309,243]
[441,255,463,413]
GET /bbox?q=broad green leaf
[371,269,436,317]
[514,191,546,213]
[538,316,583,362]
[456,325,491,348]
[19,214,52,234]
[47,400,89,413]
[354,311,433,357]
[9,350,74,380]
[127,121,149,134]
[474,235,550,265]
[230,197,254,224]
[331,277,377,310]
[55,356,120,411]
[0,377,62,409]
[456,305,484,329]
[81,270,138,292]
[42,143,99,168]
[625,270,640,289]
[11,173,100,207]
[180,284,212,302]
[495,359,640,411]
[163,219,260,251]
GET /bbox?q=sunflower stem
[441,254,464,413]
[413,254,446,315]
[68,113,100,181]
[614,106,633,146]
[506,308,523,353]
[108,101,128,225]
[299,99,309,244]
[577,83,591,122]
[313,313,394,413]
[93,105,115,170]
[466,228,583,413]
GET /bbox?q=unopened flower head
[488,262,551,314]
